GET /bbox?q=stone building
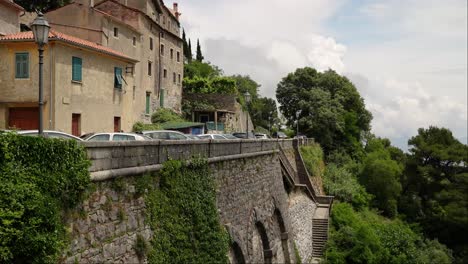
[0,30,137,134]
[0,0,24,36]
[45,0,184,122]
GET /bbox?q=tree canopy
[14,0,70,12]
[276,67,372,157]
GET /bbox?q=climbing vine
[145,159,230,263]
[0,132,90,262]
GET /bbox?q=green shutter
[15,53,29,78]
[72,57,82,81]
[114,67,122,88]
[160,89,165,107]
[146,93,151,114]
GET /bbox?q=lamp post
[31,12,50,136]
[244,91,251,139]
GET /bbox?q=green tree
[151,108,185,124]
[196,39,204,62]
[14,0,70,12]
[182,29,190,62]
[184,60,221,79]
[276,68,372,158]
[188,39,193,62]
[401,126,468,262]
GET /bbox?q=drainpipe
[157,28,162,107]
[49,43,54,129]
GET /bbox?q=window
[148,61,152,76]
[163,69,167,78]
[145,92,151,114]
[132,36,136,46]
[173,72,176,83]
[162,15,166,24]
[15,52,29,78]
[169,132,186,140]
[178,74,181,84]
[88,134,110,141]
[113,27,118,37]
[72,57,82,82]
[160,44,164,55]
[114,67,123,89]
[170,48,173,59]
[160,89,165,107]
[150,37,153,50]
[177,51,180,62]
[168,20,171,30]
[113,135,135,141]
[160,32,165,39]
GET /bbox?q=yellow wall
[0,41,136,134]
[0,3,20,35]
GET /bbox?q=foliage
[254,126,270,135]
[14,0,70,12]
[294,242,302,264]
[184,61,221,79]
[276,67,372,158]
[249,97,279,131]
[324,163,372,209]
[132,122,162,133]
[182,29,192,62]
[184,76,237,95]
[400,126,468,262]
[300,144,325,178]
[145,159,230,263]
[151,108,185,124]
[134,234,149,260]
[325,203,452,264]
[0,133,90,262]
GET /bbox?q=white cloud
[306,34,347,73]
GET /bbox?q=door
[8,107,39,130]
[114,116,121,132]
[72,113,81,136]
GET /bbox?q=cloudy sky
[177,0,467,149]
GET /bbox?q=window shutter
[15,53,29,78]
[114,67,123,88]
[72,57,82,81]
[146,93,150,114]
[160,89,165,107]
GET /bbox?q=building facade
[45,0,184,122]
[0,0,24,36]
[0,30,137,134]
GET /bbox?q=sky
[177,0,467,150]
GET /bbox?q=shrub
[300,144,325,178]
[132,122,162,133]
[0,133,90,262]
[151,109,185,124]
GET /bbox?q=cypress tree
[196,38,204,62]
[187,39,193,62]
[182,29,189,62]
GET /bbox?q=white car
[84,132,149,141]
[255,133,270,139]
[16,130,83,141]
[142,130,194,140]
[197,134,228,140]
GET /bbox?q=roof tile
[0,30,136,62]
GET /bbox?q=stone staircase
[312,217,329,258]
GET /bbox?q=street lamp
[244,91,251,139]
[31,12,50,136]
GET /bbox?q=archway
[256,221,272,264]
[229,242,246,264]
[275,209,291,263]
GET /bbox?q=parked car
[14,130,83,141]
[272,131,288,139]
[222,134,239,140]
[197,134,228,140]
[232,132,256,139]
[255,133,270,139]
[186,135,201,140]
[142,130,194,140]
[84,132,149,141]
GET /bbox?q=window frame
[72,56,82,82]
[15,52,29,79]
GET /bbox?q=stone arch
[274,208,291,263]
[226,225,247,264]
[255,221,272,264]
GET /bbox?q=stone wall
[65,139,324,263]
[64,177,152,263]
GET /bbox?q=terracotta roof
[0,30,137,62]
[0,0,25,11]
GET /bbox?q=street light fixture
[31,12,50,136]
[244,91,251,139]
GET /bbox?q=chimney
[89,0,94,7]
[173,3,180,20]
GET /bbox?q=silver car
[84,132,150,141]
[16,130,83,141]
[142,130,193,140]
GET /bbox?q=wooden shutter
[72,57,82,81]
[15,53,29,78]
[146,93,151,114]
[114,67,122,88]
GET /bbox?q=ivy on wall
[145,159,229,263]
[0,133,90,262]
